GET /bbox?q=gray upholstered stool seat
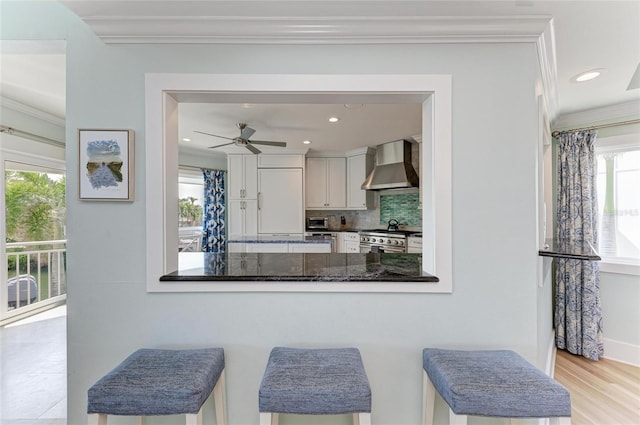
[259,347,371,425]
[422,348,571,425]
[87,348,226,424]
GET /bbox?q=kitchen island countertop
[162,252,438,283]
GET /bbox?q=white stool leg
[357,412,371,425]
[260,412,279,425]
[552,417,572,425]
[135,417,143,425]
[423,370,436,425]
[88,413,108,425]
[213,369,227,425]
[186,407,203,425]
[353,413,359,425]
[449,409,467,425]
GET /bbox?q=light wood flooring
[554,349,640,425]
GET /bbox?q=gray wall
[601,271,640,346]
[3,3,548,425]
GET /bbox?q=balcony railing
[5,240,67,312]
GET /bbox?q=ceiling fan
[194,123,287,154]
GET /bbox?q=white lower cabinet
[289,243,331,253]
[338,232,360,253]
[242,242,331,253]
[245,243,288,253]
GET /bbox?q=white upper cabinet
[346,149,375,210]
[227,154,258,199]
[306,157,346,209]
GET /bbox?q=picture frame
[78,129,134,201]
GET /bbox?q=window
[178,168,204,252]
[596,137,640,266]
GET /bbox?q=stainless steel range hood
[361,139,419,190]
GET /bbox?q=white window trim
[595,134,640,276]
[144,73,453,293]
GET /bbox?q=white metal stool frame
[88,369,227,425]
[422,369,571,425]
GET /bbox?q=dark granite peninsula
[162,252,438,283]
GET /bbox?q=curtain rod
[552,118,640,137]
[0,125,65,148]
[178,164,225,172]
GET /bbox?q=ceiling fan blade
[249,140,287,147]
[245,143,262,154]
[240,126,255,140]
[194,130,234,141]
[208,142,235,149]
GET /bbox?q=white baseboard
[546,330,557,376]
[603,338,640,367]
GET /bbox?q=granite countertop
[161,252,439,282]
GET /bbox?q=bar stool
[87,348,226,425]
[259,347,372,425]
[422,348,571,425]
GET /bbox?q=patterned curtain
[555,130,603,361]
[201,169,226,253]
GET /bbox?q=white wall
[2,3,545,424]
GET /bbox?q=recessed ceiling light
[572,69,605,83]
[182,138,191,142]
[240,103,256,109]
[328,117,340,123]
[303,140,311,145]
[344,104,364,109]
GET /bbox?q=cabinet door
[243,199,258,236]
[228,199,257,237]
[227,156,244,199]
[227,155,257,199]
[306,157,328,208]
[243,155,258,198]
[258,168,303,234]
[227,199,245,238]
[347,154,374,209]
[327,157,346,208]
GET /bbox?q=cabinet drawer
[343,232,360,242]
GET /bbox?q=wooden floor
[554,349,640,425]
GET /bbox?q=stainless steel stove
[359,229,414,253]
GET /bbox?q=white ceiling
[2,1,639,153]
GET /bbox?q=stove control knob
[398,240,404,246]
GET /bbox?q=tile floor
[0,306,67,425]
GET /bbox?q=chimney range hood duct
[361,139,419,190]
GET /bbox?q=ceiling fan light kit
[195,122,287,154]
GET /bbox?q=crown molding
[1,97,66,127]
[72,15,552,45]
[552,100,640,131]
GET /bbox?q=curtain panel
[201,169,226,253]
[555,129,603,361]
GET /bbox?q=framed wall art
[78,129,134,201]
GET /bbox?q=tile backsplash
[380,192,421,227]
[306,190,421,230]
